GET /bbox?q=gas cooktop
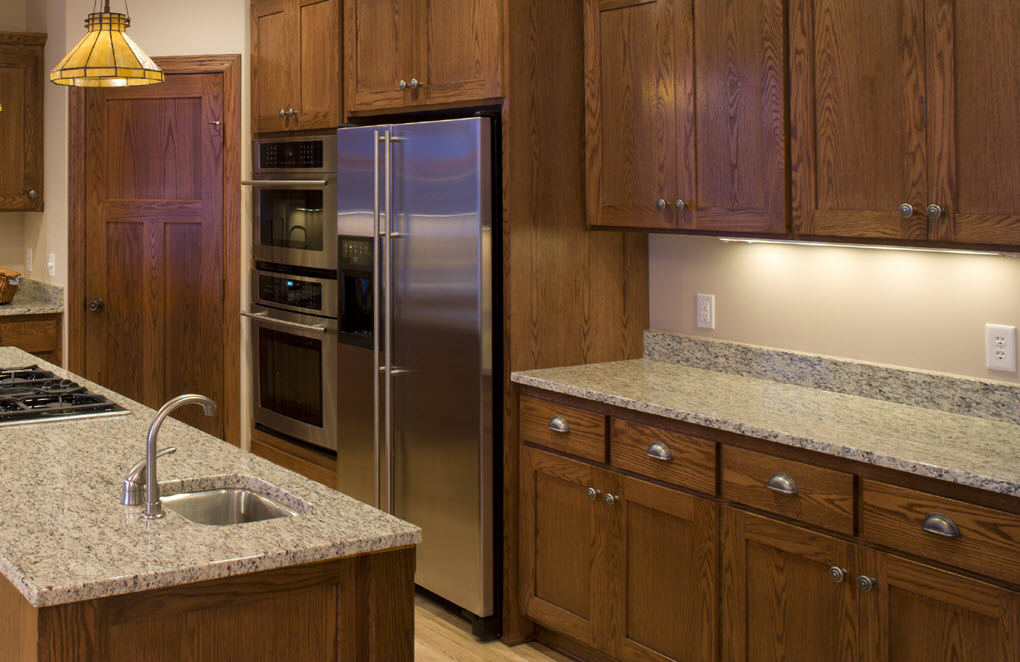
[0,366,129,427]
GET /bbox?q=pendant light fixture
[50,0,163,87]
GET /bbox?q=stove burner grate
[0,365,128,426]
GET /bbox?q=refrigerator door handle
[383,129,395,513]
[372,130,383,510]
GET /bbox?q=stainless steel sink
[162,488,299,526]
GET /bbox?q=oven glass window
[258,189,325,251]
[258,328,323,427]
[258,275,323,312]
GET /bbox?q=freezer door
[388,118,494,618]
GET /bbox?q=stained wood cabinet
[343,0,501,114]
[584,0,786,232]
[790,0,1020,247]
[519,446,717,662]
[0,32,45,212]
[250,0,340,133]
[0,313,62,364]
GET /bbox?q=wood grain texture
[251,424,338,487]
[520,394,607,463]
[343,0,416,112]
[720,507,858,662]
[418,0,502,105]
[0,34,45,211]
[860,479,1020,586]
[336,547,416,662]
[721,444,855,535]
[0,570,38,662]
[610,417,716,495]
[0,313,61,357]
[297,0,342,129]
[251,0,298,132]
[861,547,1020,662]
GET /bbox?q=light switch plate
[985,323,1017,372]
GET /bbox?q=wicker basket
[0,267,21,305]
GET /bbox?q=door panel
[790,0,927,239]
[297,0,341,129]
[344,0,416,112]
[83,74,225,438]
[418,0,501,104]
[252,0,297,133]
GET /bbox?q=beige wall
[649,235,1020,384]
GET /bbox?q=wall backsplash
[649,234,1020,384]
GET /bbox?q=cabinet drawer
[721,446,855,535]
[861,480,1020,585]
[0,317,59,353]
[520,395,606,462]
[610,418,716,495]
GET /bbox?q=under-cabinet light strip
[717,237,1017,257]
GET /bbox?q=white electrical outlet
[25,249,32,272]
[985,323,1017,372]
[696,293,715,330]
[47,253,56,278]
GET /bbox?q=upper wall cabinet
[251,0,341,134]
[585,0,787,232]
[343,0,502,114]
[791,0,1020,247]
[0,32,45,212]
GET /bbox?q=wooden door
[295,0,341,130]
[82,73,225,438]
[585,0,685,229]
[860,549,1020,662]
[0,34,44,211]
[934,0,1020,245]
[416,0,501,105]
[343,0,416,112]
[519,446,603,647]
[688,0,786,234]
[790,0,928,240]
[613,476,717,662]
[251,0,299,133]
[721,507,858,662]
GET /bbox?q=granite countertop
[512,358,1020,497]
[0,347,420,607]
[0,278,63,316]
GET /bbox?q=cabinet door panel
[520,447,599,646]
[861,549,1020,662]
[937,0,1020,245]
[790,0,927,240]
[0,39,43,210]
[418,0,501,104]
[617,477,716,662]
[344,0,415,112]
[721,508,857,662]
[296,0,340,130]
[691,0,786,234]
[252,0,298,133]
[586,0,680,229]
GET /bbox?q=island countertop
[0,347,421,607]
[512,358,1020,498]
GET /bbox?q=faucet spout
[140,394,217,520]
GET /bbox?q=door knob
[656,198,667,211]
[926,204,943,220]
[409,78,421,89]
[603,493,619,507]
[674,199,687,211]
[28,189,38,199]
[398,80,408,90]
[586,487,601,501]
[828,566,848,583]
[278,109,285,118]
[898,203,915,218]
[284,108,295,117]
[86,298,105,313]
[857,575,877,592]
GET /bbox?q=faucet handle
[122,447,177,506]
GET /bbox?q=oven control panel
[259,140,324,169]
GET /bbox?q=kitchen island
[0,347,420,661]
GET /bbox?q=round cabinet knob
[857,575,877,592]
[603,493,619,507]
[656,198,667,211]
[398,80,408,91]
[86,298,105,313]
[28,189,38,199]
[586,487,601,502]
[285,108,295,117]
[674,199,687,212]
[898,203,915,218]
[926,203,943,220]
[278,109,285,118]
[409,78,421,89]
[828,566,848,584]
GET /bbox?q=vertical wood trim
[926,0,956,242]
[67,89,87,373]
[788,0,816,235]
[220,55,242,447]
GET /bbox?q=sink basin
[162,488,299,525]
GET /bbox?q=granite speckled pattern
[0,278,64,315]
[0,347,420,607]
[645,330,1020,425]
[512,358,1020,497]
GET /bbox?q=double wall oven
[244,135,338,452]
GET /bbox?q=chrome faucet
[122,446,177,506]
[137,394,217,520]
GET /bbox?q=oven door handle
[241,179,330,187]
[241,311,328,334]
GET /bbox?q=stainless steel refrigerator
[336,118,497,626]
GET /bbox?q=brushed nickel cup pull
[926,203,943,220]
[766,472,798,495]
[828,566,848,583]
[655,198,667,211]
[857,575,877,592]
[674,199,687,211]
[547,416,569,433]
[603,493,619,507]
[646,441,672,461]
[921,512,961,539]
[898,203,915,218]
[586,487,601,501]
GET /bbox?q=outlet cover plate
[696,293,715,330]
[985,323,1017,372]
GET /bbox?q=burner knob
[86,298,105,313]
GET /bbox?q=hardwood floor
[415,596,571,662]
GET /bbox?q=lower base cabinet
[722,507,1020,662]
[519,446,717,662]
